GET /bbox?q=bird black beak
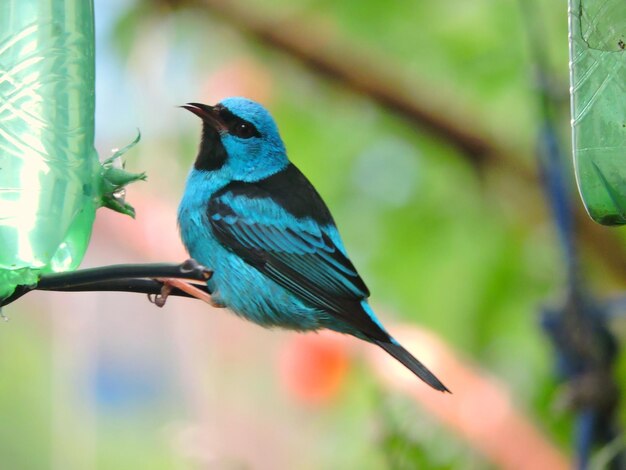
[181,103,226,132]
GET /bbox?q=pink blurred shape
[200,57,273,105]
[368,326,570,470]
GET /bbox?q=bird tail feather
[375,340,450,393]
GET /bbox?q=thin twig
[39,278,207,297]
[0,260,212,307]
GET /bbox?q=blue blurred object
[93,357,166,411]
[519,1,623,468]
[177,97,448,392]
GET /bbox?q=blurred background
[1,0,625,468]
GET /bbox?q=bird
[177,97,449,392]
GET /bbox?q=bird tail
[375,339,450,393]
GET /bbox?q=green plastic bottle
[569,0,626,225]
[0,0,144,299]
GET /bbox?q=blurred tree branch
[162,0,626,283]
[183,0,526,173]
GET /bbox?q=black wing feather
[208,164,389,342]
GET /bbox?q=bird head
[182,97,288,181]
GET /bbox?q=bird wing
[208,177,391,342]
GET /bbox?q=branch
[183,0,529,176]
[0,260,212,307]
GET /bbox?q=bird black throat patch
[195,123,228,171]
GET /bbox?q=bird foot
[149,282,172,307]
[148,278,223,308]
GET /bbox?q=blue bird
[178,97,448,392]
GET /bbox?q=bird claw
[147,260,214,308]
[148,282,172,308]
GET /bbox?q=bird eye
[230,119,260,139]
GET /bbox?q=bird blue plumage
[178,97,448,392]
